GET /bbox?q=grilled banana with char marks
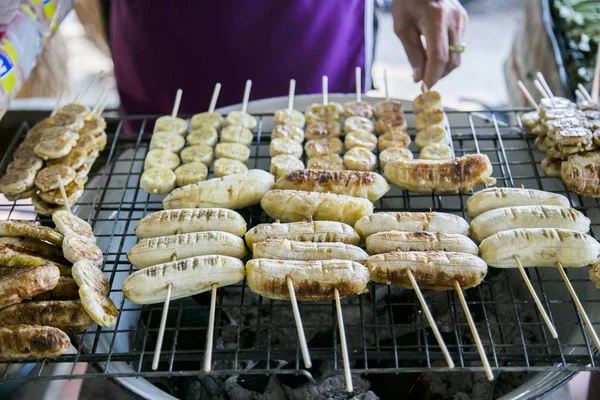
[354,212,470,239]
[245,220,360,247]
[366,231,478,255]
[252,239,368,263]
[466,187,570,218]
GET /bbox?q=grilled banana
[466,187,571,218]
[252,239,368,263]
[163,169,274,210]
[221,125,254,146]
[72,260,110,295]
[0,245,71,275]
[213,158,248,178]
[377,130,411,151]
[344,101,373,118]
[415,108,446,131]
[215,143,251,163]
[379,147,413,170]
[384,154,495,194]
[272,124,305,143]
[415,125,450,149]
[144,149,180,170]
[0,220,63,245]
[273,108,305,128]
[374,99,404,119]
[305,103,343,123]
[305,121,341,140]
[343,147,377,171]
[246,259,370,300]
[480,228,600,268]
[187,127,218,147]
[0,265,60,309]
[344,116,374,133]
[149,131,186,153]
[225,111,257,130]
[33,276,79,300]
[191,112,223,131]
[35,165,76,192]
[261,189,373,225]
[367,251,487,290]
[128,231,247,268]
[304,138,343,157]
[62,236,103,266]
[245,220,360,247]
[270,138,303,158]
[306,154,344,171]
[274,169,389,202]
[419,143,453,160]
[0,169,36,196]
[344,130,378,151]
[79,284,118,327]
[154,116,188,136]
[0,237,66,264]
[366,231,478,255]
[174,162,208,186]
[413,91,442,114]
[122,255,245,304]
[354,212,470,239]
[470,205,590,241]
[140,167,177,194]
[0,325,70,360]
[135,208,247,238]
[180,144,214,165]
[52,210,95,242]
[0,300,93,333]
[269,155,304,180]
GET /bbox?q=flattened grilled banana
[420,143,453,160]
[415,108,446,131]
[38,179,84,206]
[46,149,87,170]
[62,235,103,266]
[34,137,76,160]
[245,220,360,247]
[0,220,63,245]
[0,237,66,264]
[374,99,404,119]
[252,239,368,263]
[305,103,343,123]
[480,228,600,268]
[354,212,470,239]
[304,138,343,157]
[154,116,188,136]
[344,116,374,133]
[0,301,93,333]
[72,260,110,295]
[123,255,245,304]
[306,154,344,171]
[33,276,79,301]
[135,208,247,238]
[180,144,214,165]
[470,205,590,242]
[214,158,248,178]
[0,169,36,196]
[379,147,413,170]
[375,117,407,135]
[377,130,411,151]
[269,155,304,180]
[149,131,186,153]
[79,284,117,327]
[466,187,571,218]
[0,325,70,360]
[0,264,60,309]
[384,154,495,194]
[215,143,251,163]
[140,167,177,194]
[191,112,223,131]
[367,251,486,290]
[163,169,274,210]
[174,162,208,186]
[187,127,218,147]
[7,157,43,174]
[144,149,180,170]
[305,121,341,140]
[225,111,257,130]
[274,169,390,201]
[261,189,373,225]
[344,101,373,118]
[273,108,305,128]
[366,231,478,255]
[412,91,442,114]
[270,138,303,158]
[345,130,377,151]
[127,231,246,268]
[343,147,376,171]
[271,124,305,143]
[31,194,67,216]
[247,259,369,300]
[221,125,254,146]
[52,210,95,241]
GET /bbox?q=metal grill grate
[1,107,600,384]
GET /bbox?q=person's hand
[392,0,468,88]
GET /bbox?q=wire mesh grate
[1,107,600,384]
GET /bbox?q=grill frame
[1,99,599,390]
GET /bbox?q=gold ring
[448,43,466,53]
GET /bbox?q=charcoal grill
[0,94,599,400]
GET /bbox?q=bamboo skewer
[334,288,353,392]
[152,282,173,370]
[536,72,554,98]
[286,276,312,369]
[534,80,551,99]
[513,256,558,338]
[384,69,389,100]
[241,80,252,115]
[171,89,183,118]
[576,89,587,103]
[517,81,539,110]
[453,280,493,381]
[57,179,72,214]
[322,76,329,105]
[203,282,218,372]
[75,71,103,103]
[208,83,222,114]
[592,42,600,103]
[51,92,64,116]
[91,88,109,117]
[288,79,296,110]
[355,67,361,103]
[578,83,593,102]
[406,269,454,368]
[556,262,600,351]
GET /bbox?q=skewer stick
[91,88,109,116]
[592,42,600,103]
[152,282,173,370]
[536,72,554,98]
[51,92,64,115]
[578,83,593,102]
[534,80,551,99]
[513,256,558,338]
[517,81,539,110]
[203,282,218,372]
[384,69,389,100]
[556,262,600,351]
[286,276,312,368]
[406,270,454,368]
[453,280,493,381]
[322,76,329,105]
[288,79,296,110]
[334,288,353,392]
[57,179,72,214]
[241,80,252,114]
[75,71,103,103]
[576,89,587,103]
[208,83,221,114]
[95,92,110,117]
[171,89,183,118]
[355,67,361,103]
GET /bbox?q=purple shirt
[110,0,368,117]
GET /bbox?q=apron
[110,0,374,118]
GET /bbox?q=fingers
[395,24,426,82]
[446,26,461,76]
[422,20,449,89]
